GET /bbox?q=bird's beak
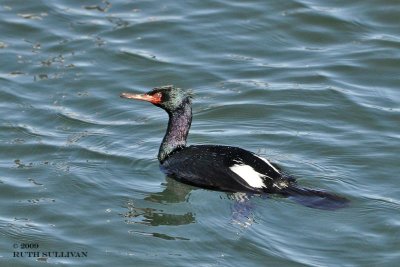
[120,92,161,104]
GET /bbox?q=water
[1,0,399,266]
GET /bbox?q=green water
[1,0,399,266]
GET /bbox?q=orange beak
[120,92,162,104]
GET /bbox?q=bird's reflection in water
[144,176,194,204]
[228,193,258,228]
[123,177,257,240]
[123,177,195,241]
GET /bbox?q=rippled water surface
[1,0,399,266]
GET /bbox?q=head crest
[153,85,194,99]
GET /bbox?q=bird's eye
[152,92,163,103]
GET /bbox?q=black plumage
[121,85,349,209]
[162,145,293,193]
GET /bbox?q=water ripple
[1,0,400,266]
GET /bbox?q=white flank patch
[230,164,267,188]
[255,155,281,174]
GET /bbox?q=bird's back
[161,145,291,193]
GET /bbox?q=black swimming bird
[121,85,348,210]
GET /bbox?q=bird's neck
[158,98,192,162]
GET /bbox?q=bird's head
[121,85,191,112]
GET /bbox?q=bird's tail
[281,186,349,210]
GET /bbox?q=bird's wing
[161,145,281,192]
